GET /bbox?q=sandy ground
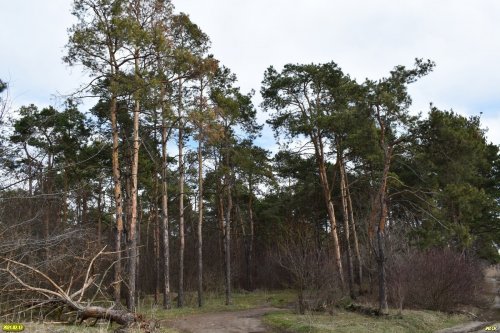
[163,307,281,333]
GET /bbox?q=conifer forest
[1,1,499,332]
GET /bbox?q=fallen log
[0,247,156,332]
[345,303,382,316]
[77,306,138,326]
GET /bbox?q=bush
[273,224,343,314]
[387,248,484,312]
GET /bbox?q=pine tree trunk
[370,146,392,315]
[247,179,255,291]
[43,169,52,260]
[377,228,388,314]
[339,153,355,298]
[376,161,390,315]
[155,34,172,310]
[177,79,185,308]
[110,92,124,305]
[153,203,160,304]
[152,115,160,305]
[127,71,141,311]
[225,172,232,306]
[235,202,249,290]
[97,179,102,248]
[161,115,171,309]
[197,137,204,307]
[318,159,344,285]
[345,173,362,287]
[217,178,226,273]
[312,135,344,285]
[82,190,88,225]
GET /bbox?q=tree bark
[161,113,171,309]
[345,173,362,287]
[152,114,160,305]
[217,177,226,271]
[78,306,138,326]
[237,202,251,291]
[197,134,204,307]
[97,179,102,248]
[377,228,388,314]
[338,152,355,298]
[224,171,232,306]
[177,79,185,308]
[153,202,160,304]
[110,92,124,305]
[247,177,255,291]
[126,53,141,312]
[310,133,344,285]
[376,153,391,315]
[369,144,392,315]
[82,190,88,225]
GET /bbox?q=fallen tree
[0,247,157,332]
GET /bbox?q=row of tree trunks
[338,150,355,298]
[312,134,344,286]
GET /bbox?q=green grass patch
[264,309,470,333]
[137,289,296,321]
[20,322,178,333]
[11,290,295,333]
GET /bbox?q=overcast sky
[1,0,500,149]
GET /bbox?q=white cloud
[482,113,500,145]
[175,0,500,143]
[1,0,500,145]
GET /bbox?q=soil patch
[163,307,281,333]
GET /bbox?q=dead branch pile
[0,247,157,332]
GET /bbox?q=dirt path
[435,266,500,333]
[163,307,281,333]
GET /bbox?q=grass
[263,309,470,333]
[7,291,472,333]
[20,322,178,333]
[137,289,296,320]
[9,290,296,333]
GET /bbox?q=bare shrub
[387,248,484,312]
[273,224,342,314]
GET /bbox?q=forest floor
[157,267,500,333]
[12,281,499,333]
[163,306,280,333]
[152,290,471,333]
